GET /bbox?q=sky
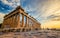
[0,0,60,29]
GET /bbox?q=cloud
[1,0,20,8]
[0,13,5,23]
[0,0,60,28]
[0,0,20,23]
[37,0,60,28]
[24,0,60,22]
[47,14,60,21]
[20,0,42,18]
[21,0,60,28]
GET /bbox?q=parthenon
[2,6,41,31]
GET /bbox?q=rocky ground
[0,30,60,38]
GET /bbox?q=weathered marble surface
[0,30,60,38]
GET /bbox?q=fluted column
[14,16,16,28]
[17,13,20,28]
[9,17,10,27]
[14,15,17,27]
[26,16,28,28]
[11,17,12,28]
[11,17,13,28]
[12,15,16,28]
[12,16,14,27]
[28,18,30,28]
[22,14,24,27]
[8,18,9,25]
[12,16,14,28]
[9,18,11,27]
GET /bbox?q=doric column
[17,13,20,28]
[10,18,13,27]
[11,16,12,28]
[11,16,14,27]
[14,15,17,27]
[8,18,10,28]
[14,16,16,28]
[9,18,11,27]
[13,16,15,28]
[12,16,14,28]
[10,17,11,28]
[28,18,30,28]
[26,16,28,28]
[22,14,24,27]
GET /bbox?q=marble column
[28,18,30,29]
[14,16,16,28]
[9,18,11,27]
[14,15,17,27]
[11,17,13,28]
[12,16,14,28]
[12,15,15,28]
[11,16,13,28]
[17,13,20,28]
[26,16,28,28]
[22,14,24,27]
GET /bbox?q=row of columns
[3,13,20,28]
[3,12,40,30]
[3,13,28,29]
[20,14,29,29]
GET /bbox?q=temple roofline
[3,6,40,24]
[4,6,24,18]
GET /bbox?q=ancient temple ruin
[2,6,41,31]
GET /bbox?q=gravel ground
[0,30,60,38]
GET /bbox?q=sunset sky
[0,0,60,29]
